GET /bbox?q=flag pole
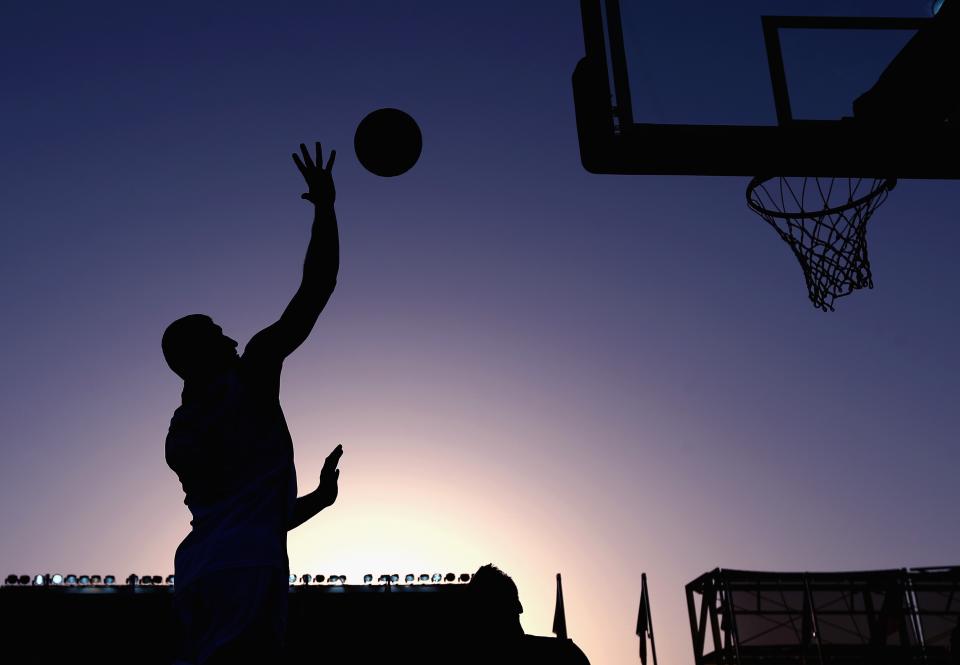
[553,573,568,640]
[644,573,659,665]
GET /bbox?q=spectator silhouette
[468,564,526,640]
[164,143,342,665]
[465,564,590,664]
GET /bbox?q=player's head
[468,564,524,637]
[162,314,238,381]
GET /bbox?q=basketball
[354,108,422,177]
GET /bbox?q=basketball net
[746,176,897,311]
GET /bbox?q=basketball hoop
[746,176,897,311]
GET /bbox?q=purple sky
[2,2,958,663]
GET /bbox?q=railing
[686,567,960,665]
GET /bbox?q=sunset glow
[3,2,960,664]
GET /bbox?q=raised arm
[245,143,339,362]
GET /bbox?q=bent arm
[288,488,330,531]
[288,444,342,531]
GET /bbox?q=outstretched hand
[293,142,336,207]
[315,443,343,509]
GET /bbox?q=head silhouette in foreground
[163,142,343,665]
[468,563,525,637]
[162,314,239,383]
[465,564,591,665]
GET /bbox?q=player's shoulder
[518,636,591,665]
[238,351,281,373]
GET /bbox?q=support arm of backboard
[761,16,931,126]
[604,0,634,129]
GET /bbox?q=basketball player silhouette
[163,143,342,664]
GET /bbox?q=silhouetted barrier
[686,567,960,665]
[1,580,590,663]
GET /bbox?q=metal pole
[803,574,825,665]
[604,0,634,131]
[687,583,705,665]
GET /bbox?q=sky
[2,1,958,664]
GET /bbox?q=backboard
[573,0,960,178]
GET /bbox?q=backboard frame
[573,0,960,178]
